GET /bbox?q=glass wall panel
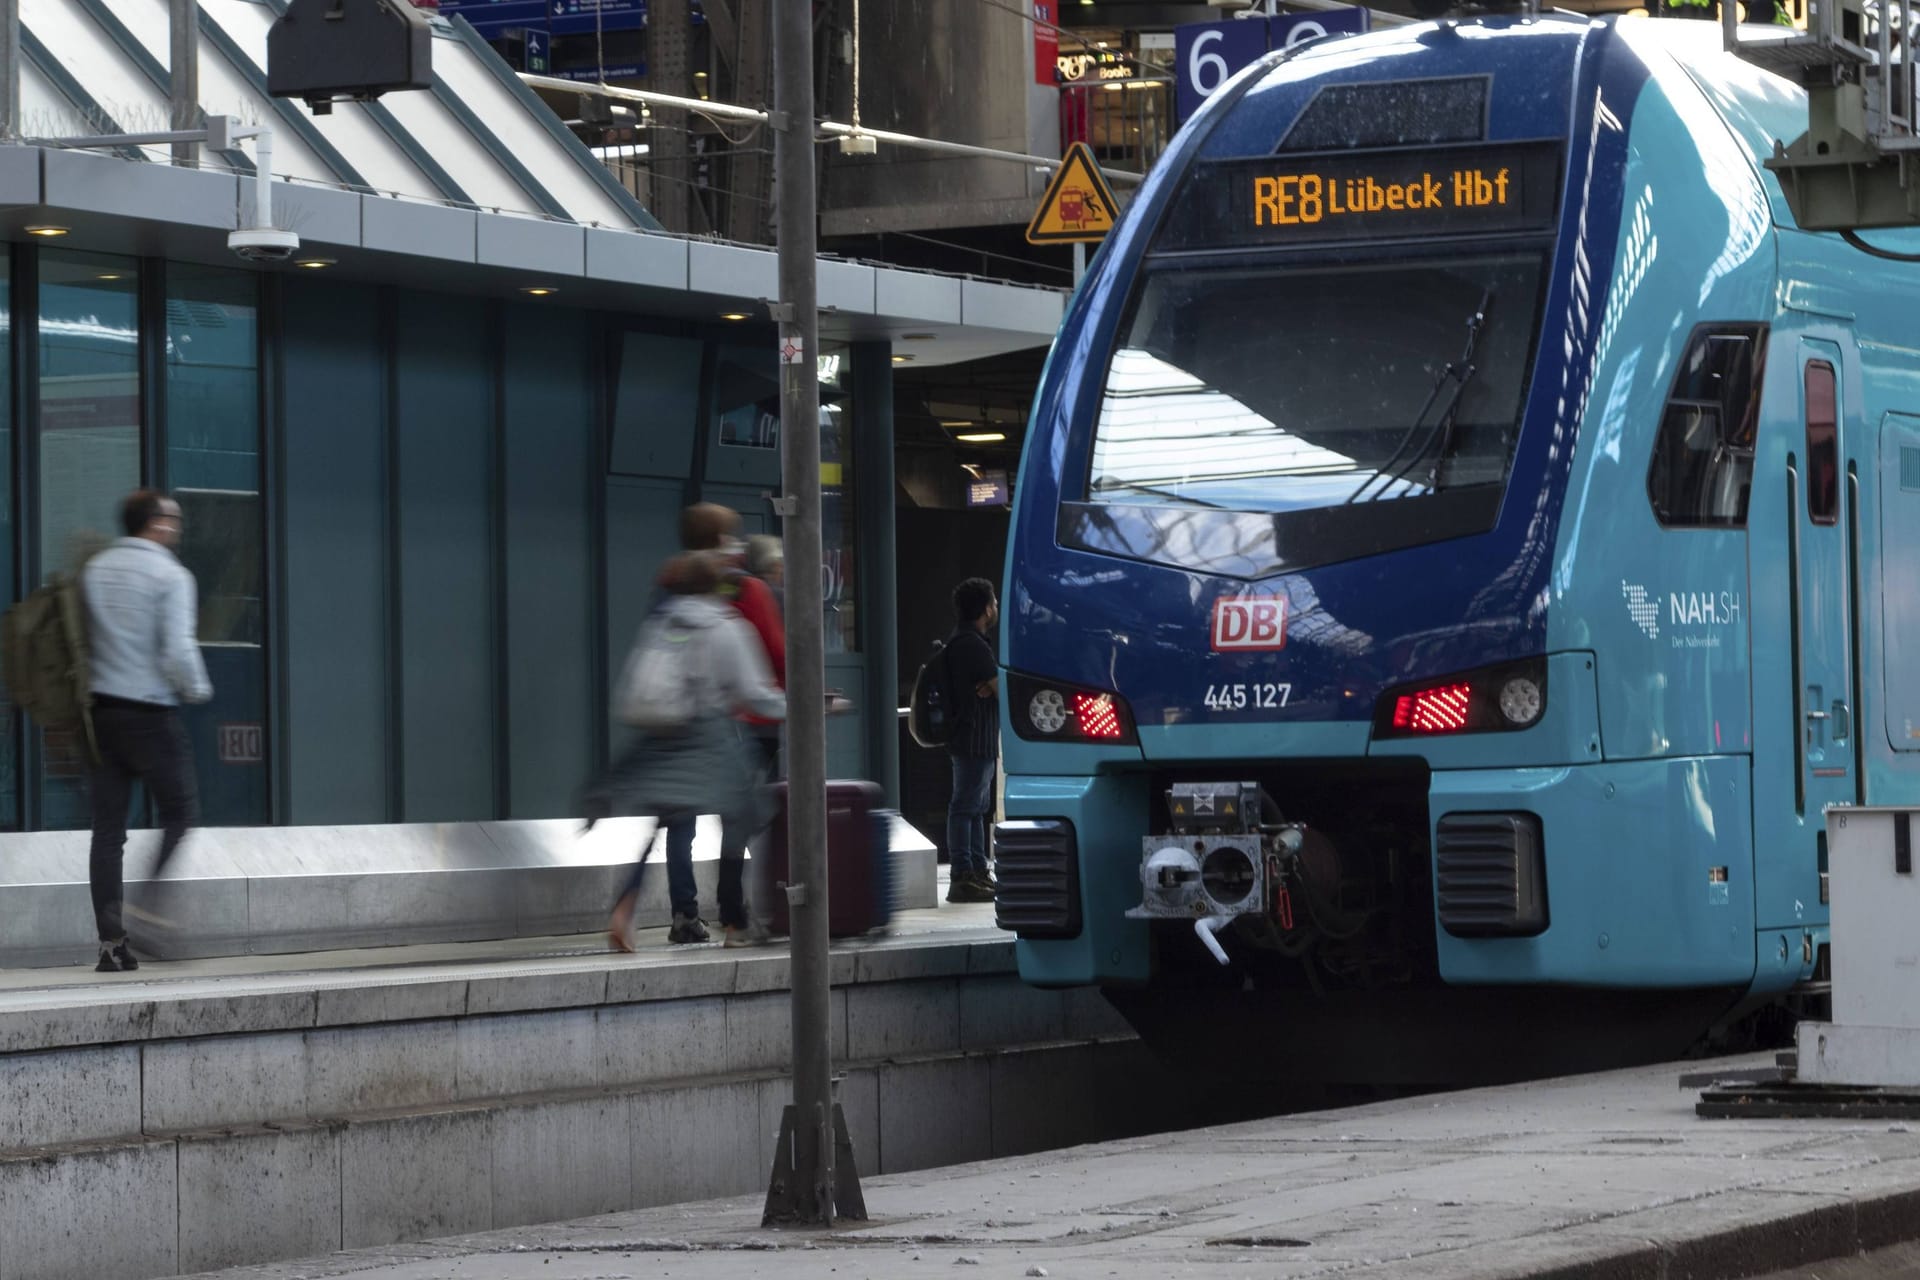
[0,253,14,829]
[819,341,858,653]
[166,265,267,825]
[38,252,140,828]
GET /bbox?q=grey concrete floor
[184,1053,1920,1280]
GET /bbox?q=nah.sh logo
[1211,597,1287,651]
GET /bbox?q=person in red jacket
[666,504,785,945]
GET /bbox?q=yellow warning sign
[1026,141,1120,245]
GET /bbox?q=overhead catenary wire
[519,72,1147,185]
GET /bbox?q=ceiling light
[956,432,1006,444]
[24,225,67,237]
[95,273,123,281]
[940,420,974,428]
[521,285,558,297]
[294,257,335,270]
[891,354,914,364]
[720,311,751,321]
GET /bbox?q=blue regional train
[993,14,1920,1079]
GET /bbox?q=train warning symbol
[1026,142,1120,245]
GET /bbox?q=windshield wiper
[1345,288,1494,504]
[1091,480,1231,510]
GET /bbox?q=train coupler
[1124,781,1307,964]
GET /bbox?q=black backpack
[907,639,954,749]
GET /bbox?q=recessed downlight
[24,225,67,237]
[891,353,914,364]
[955,432,1006,444]
[294,257,335,270]
[521,285,559,297]
[720,311,751,321]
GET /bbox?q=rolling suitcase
[764,779,895,937]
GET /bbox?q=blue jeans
[947,753,995,880]
[619,813,754,928]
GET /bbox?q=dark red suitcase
[764,780,894,937]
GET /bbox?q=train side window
[1805,360,1839,526]
[1646,324,1768,528]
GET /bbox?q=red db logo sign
[1211,597,1287,651]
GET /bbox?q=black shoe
[946,878,995,904]
[667,914,711,944]
[96,939,138,973]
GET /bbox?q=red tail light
[1008,671,1139,745]
[1074,693,1124,740]
[1372,658,1548,740]
[1391,683,1473,733]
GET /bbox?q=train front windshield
[1088,252,1545,530]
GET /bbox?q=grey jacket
[82,538,213,706]
[599,595,786,833]
[652,595,787,722]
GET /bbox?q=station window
[166,265,268,826]
[37,251,142,828]
[1646,324,1767,528]
[1805,360,1839,526]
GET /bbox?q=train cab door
[1769,337,1854,929]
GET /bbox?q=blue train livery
[995,14,1920,1078]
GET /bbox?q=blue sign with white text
[1173,8,1369,123]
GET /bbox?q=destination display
[1156,142,1561,249]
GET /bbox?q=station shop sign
[1173,7,1369,122]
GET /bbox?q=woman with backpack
[606,552,788,951]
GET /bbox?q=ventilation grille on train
[1278,76,1489,152]
[992,819,1081,940]
[1434,812,1547,937]
[1902,445,1920,492]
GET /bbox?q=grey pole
[762,0,864,1229]
[0,0,18,141]
[171,0,200,167]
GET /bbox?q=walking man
[944,577,1000,904]
[83,490,211,971]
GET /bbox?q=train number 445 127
[1203,682,1292,711]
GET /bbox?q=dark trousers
[88,700,199,943]
[947,752,996,880]
[620,812,751,928]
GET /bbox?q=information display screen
[1156,142,1561,250]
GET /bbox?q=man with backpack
[81,490,212,972]
[942,578,1000,904]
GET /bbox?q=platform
[0,814,939,968]
[187,1054,1920,1280]
[0,881,1176,1280]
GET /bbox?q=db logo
[1211,597,1287,651]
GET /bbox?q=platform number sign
[218,722,263,765]
[1174,8,1370,123]
[1175,21,1269,123]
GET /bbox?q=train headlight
[1498,676,1543,727]
[1028,688,1068,734]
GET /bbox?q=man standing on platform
[943,577,1000,904]
[82,490,211,972]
